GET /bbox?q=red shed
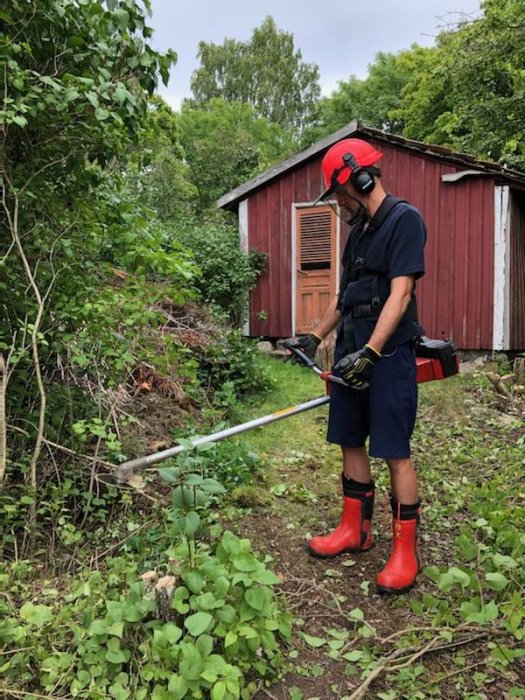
[217,122,525,351]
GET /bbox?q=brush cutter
[104,336,458,489]
[284,336,460,386]
[103,393,331,488]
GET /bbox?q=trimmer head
[95,471,145,491]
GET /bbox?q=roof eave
[216,120,360,210]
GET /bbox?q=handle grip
[282,339,356,388]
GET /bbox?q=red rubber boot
[376,499,421,594]
[308,475,374,558]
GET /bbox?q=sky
[149,0,482,110]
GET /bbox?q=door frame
[291,201,341,335]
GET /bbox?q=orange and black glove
[333,344,382,390]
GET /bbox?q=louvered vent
[299,211,332,269]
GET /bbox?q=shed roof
[217,122,525,210]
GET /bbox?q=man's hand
[285,333,322,364]
[333,344,382,390]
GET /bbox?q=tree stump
[154,575,178,622]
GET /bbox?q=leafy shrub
[199,329,273,400]
[0,530,291,699]
[173,216,267,327]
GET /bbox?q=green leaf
[245,587,266,611]
[253,569,280,585]
[12,114,28,127]
[343,649,366,662]
[196,634,214,657]
[302,633,327,648]
[183,570,204,594]
[184,473,205,486]
[159,467,180,484]
[163,622,183,645]
[95,107,110,121]
[216,605,236,624]
[225,631,238,647]
[109,681,130,700]
[211,681,226,700]
[349,607,364,621]
[449,567,472,588]
[232,552,258,572]
[113,9,130,29]
[172,586,190,614]
[184,511,200,538]
[483,601,499,622]
[195,592,217,611]
[185,612,213,636]
[485,572,510,591]
[19,603,53,626]
[167,675,188,699]
[106,621,124,638]
[201,478,226,494]
[105,646,128,664]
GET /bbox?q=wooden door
[295,205,337,334]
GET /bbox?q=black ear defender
[343,152,376,194]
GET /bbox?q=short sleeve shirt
[338,198,427,355]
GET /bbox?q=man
[292,137,426,594]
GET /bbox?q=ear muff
[343,153,376,194]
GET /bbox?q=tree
[395,0,525,168]
[178,98,296,209]
[0,0,183,531]
[124,96,198,221]
[309,46,434,142]
[189,16,321,136]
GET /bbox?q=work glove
[333,344,382,390]
[285,333,322,365]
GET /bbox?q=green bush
[0,530,291,699]
[199,329,273,400]
[173,216,266,327]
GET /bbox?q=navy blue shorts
[327,342,417,459]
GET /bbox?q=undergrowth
[1,356,524,699]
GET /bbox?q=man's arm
[312,294,342,340]
[367,275,415,354]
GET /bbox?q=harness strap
[351,296,418,320]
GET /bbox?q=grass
[231,357,525,699]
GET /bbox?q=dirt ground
[224,362,525,700]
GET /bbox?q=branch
[0,355,6,485]
[2,171,48,542]
[7,424,116,470]
[348,632,488,700]
[18,150,75,196]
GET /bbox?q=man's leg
[309,446,375,558]
[376,457,420,594]
[343,446,372,482]
[387,457,418,503]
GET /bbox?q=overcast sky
[149,0,482,110]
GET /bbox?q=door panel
[296,205,337,334]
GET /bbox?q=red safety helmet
[316,138,383,202]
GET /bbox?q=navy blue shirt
[336,197,426,358]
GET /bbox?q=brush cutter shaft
[282,340,348,385]
[116,395,330,481]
